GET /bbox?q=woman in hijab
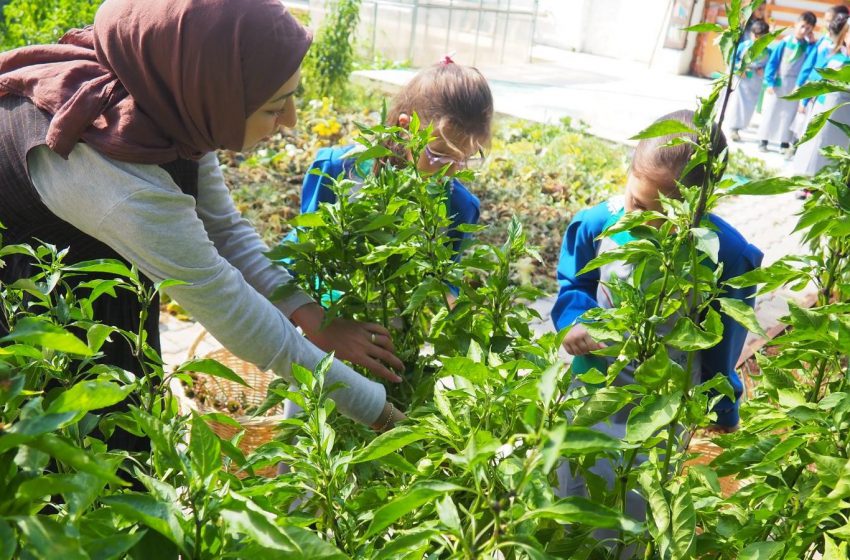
[0,0,404,442]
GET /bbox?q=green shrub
[0,0,101,51]
[302,0,361,102]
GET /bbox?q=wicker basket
[176,329,285,478]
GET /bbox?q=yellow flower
[311,118,341,138]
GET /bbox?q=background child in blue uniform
[552,109,763,519]
[796,5,848,89]
[726,19,771,141]
[758,11,816,156]
[789,6,849,159]
[792,15,850,177]
[552,109,762,430]
[297,58,493,260]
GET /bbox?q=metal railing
[303,0,540,67]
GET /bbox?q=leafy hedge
[0,0,101,51]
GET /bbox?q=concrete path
[163,51,814,370]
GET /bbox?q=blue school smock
[550,199,764,428]
[797,35,834,88]
[299,145,480,256]
[763,36,814,88]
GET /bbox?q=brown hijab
[0,0,312,164]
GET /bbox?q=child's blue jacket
[763,36,815,88]
[797,35,834,87]
[551,200,764,428]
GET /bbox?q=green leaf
[288,212,326,228]
[717,297,766,337]
[521,497,643,533]
[824,534,849,560]
[784,81,850,101]
[102,493,186,551]
[176,358,249,387]
[692,227,719,264]
[354,144,393,164]
[739,542,783,560]
[0,521,15,560]
[27,434,124,485]
[726,176,801,196]
[560,426,627,455]
[64,259,136,279]
[15,517,87,560]
[402,277,443,316]
[728,0,742,30]
[573,386,633,427]
[83,531,147,560]
[86,323,115,353]
[373,529,439,560]
[800,103,850,144]
[683,23,723,33]
[638,470,670,540]
[578,240,658,275]
[360,214,397,232]
[541,423,567,474]
[221,495,347,558]
[154,278,188,292]
[366,482,466,538]
[436,495,461,532]
[441,356,489,383]
[670,482,696,558]
[743,28,782,67]
[630,119,696,141]
[665,317,722,351]
[633,345,673,390]
[625,392,681,443]
[191,414,222,481]
[538,364,562,411]
[0,411,77,454]
[48,380,133,416]
[351,426,427,463]
[1,316,93,356]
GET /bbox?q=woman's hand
[370,401,406,432]
[290,303,405,383]
[562,323,606,356]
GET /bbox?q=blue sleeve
[300,146,350,214]
[763,40,784,87]
[550,203,609,331]
[733,40,750,71]
[447,180,480,257]
[701,216,764,427]
[796,42,820,87]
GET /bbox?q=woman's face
[242,69,300,152]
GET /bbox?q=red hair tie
[440,54,455,65]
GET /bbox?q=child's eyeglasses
[424,145,486,170]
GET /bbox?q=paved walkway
[163,51,813,370]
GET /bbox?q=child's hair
[800,11,817,27]
[750,19,769,37]
[386,62,494,154]
[831,13,850,52]
[828,5,850,18]
[630,110,728,197]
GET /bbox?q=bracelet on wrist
[378,402,395,432]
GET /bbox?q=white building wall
[534,0,706,74]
